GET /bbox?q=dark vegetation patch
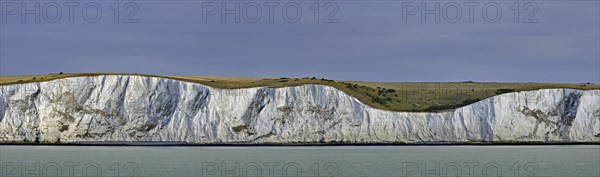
[232,125,247,133]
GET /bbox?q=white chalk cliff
[0,75,599,144]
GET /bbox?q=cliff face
[0,76,598,144]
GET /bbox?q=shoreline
[1,142,599,146]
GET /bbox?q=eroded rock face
[0,76,599,144]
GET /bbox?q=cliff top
[1,73,599,112]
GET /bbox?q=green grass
[1,73,598,112]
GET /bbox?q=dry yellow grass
[1,73,598,112]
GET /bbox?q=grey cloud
[0,1,598,83]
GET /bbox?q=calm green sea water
[0,145,598,177]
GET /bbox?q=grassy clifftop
[1,73,598,112]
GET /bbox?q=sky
[0,1,599,83]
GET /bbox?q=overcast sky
[1,1,598,83]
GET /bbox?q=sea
[0,145,598,177]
